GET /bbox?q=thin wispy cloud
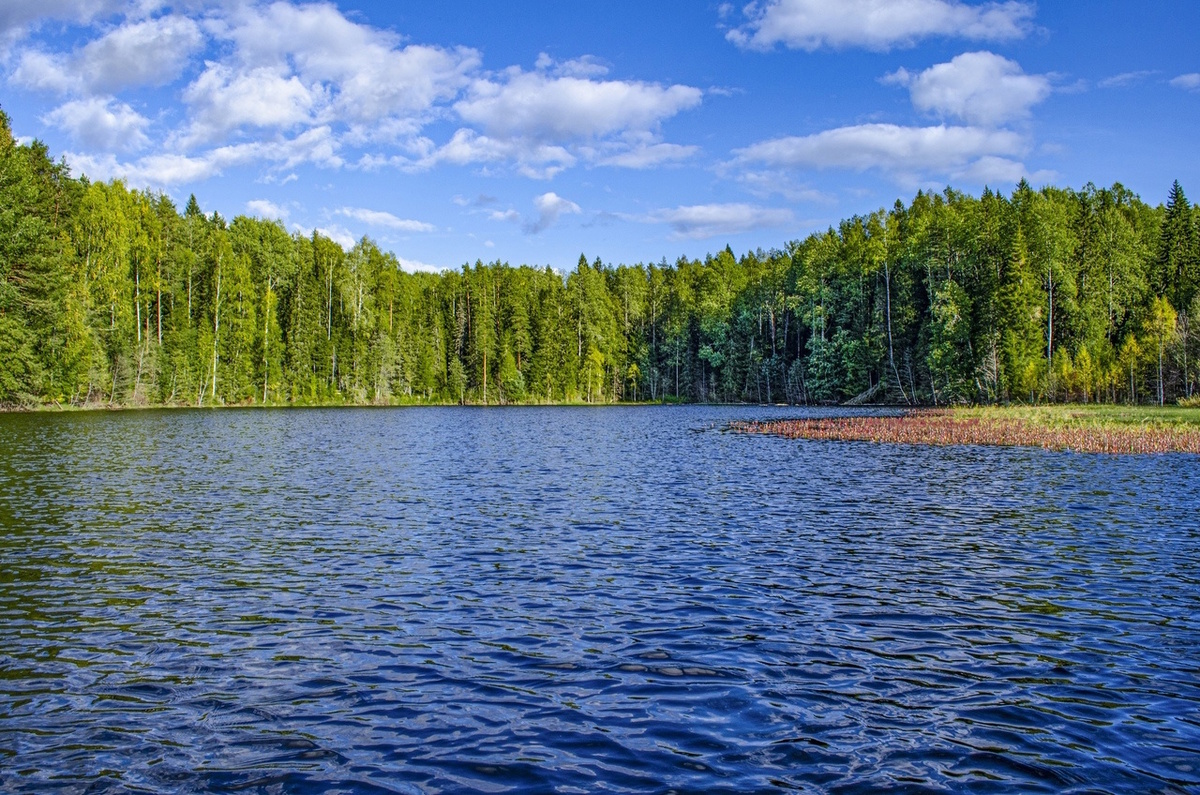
[1098,70,1157,89]
[525,192,581,234]
[336,207,435,233]
[645,203,795,239]
[1171,73,1200,91]
[728,0,1034,51]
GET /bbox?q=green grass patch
[953,404,1200,429]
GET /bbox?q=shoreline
[729,407,1200,455]
[0,398,688,414]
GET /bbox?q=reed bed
[730,411,1200,455]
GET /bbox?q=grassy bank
[731,405,1200,455]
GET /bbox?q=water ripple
[0,406,1197,793]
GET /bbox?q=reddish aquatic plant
[730,411,1200,455]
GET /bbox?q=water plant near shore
[731,410,1200,454]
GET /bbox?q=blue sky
[2,1,1198,271]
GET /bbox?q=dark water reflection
[1,406,1198,793]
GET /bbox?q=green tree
[1145,296,1177,406]
[1157,181,1199,312]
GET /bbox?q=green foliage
[1,109,1197,408]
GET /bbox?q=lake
[1,406,1197,794]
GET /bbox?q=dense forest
[2,109,1198,409]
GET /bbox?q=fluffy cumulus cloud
[0,0,137,49]
[646,203,795,239]
[455,67,701,141]
[1171,73,1200,91]
[728,0,1034,51]
[401,57,703,178]
[8,3,704,187]
[1,0,135,29]
[64,125,343,187]
[417,56,703,176]
[13,15,204,94]
[411,128,578,180]
[884,51,1051,126]
[180,64,319,146]
[76,15,204,92]
[954,155,1056,185]
[246,199,289,220]
[42,96,150,151]
[312,224,357,250]
[733,123,1027,182]
[335,207,435,233]
[214,1,479,130]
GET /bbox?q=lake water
[1,406,1198,794]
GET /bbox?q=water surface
[1,406,1197,793]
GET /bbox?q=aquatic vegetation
[731,410,1200,454]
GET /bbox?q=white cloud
[11,6,701,181]
[534,52,609,78]
[414,128,577,179]
[733,123,1026,181]
[312,224,357,250]
[12,15,204,94]
[953,155,1056,186]
[489,208,522,224]
[1171,73,1200,91]
[42,96,149,151]
[218,1,479,127]
[12,50,78,92]
[181,63,319,145]
[0,0,134,27]
[246,199,288,220]
[1,0,136,46]
[884,51,1050,126]
[487,193,581,233]
[396,256,445,273]
[455,67,701,141]
[79,15,204,91]
[64,126,342,186]
[736,170,833,202]
[1098,70,1156,89]
[408,59,703,176]
[336,207,435,233]
[596,142,699,169]
[728,0,1034,51]
[525,192,581,234]
[645,203,795,239]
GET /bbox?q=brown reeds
[730,411,1200,455]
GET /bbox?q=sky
[2,1,1198,272]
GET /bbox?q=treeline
[2,109,1199,408]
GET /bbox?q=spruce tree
[1157,180,1199,311]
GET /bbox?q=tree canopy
[2,110,1198,408]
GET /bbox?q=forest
[2,109,1198,409]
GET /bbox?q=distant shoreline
[7,402,1200,455]
[0,398,682,413]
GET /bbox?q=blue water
[0,406,1197,793]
